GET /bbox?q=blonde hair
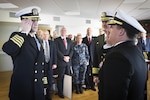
[76,33,82,38]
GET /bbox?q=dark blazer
[46,40,57,88]
[137,37,150,59]
[54,37,73,67]
[47,40,57,68]
[2,32,46,100]
[93,35,105,69]
[99,41,147,100]
[55,37,73,66]
[137,37,150,52]
[54,37,73,94]
[82,36,96,63]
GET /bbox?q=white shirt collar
[114,41,125,46]
[61,36,66,40]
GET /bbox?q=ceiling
[0,0,150,20]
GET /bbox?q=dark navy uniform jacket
[99,41,147,100]
[2,32,46,100]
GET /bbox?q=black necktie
[142,39,145,50]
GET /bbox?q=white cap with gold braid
[15,6,41,21]
[108,9,146,33]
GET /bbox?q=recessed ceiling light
[139,8,150,10]
[0,3,18,9]
[123,0,146,3]
[65,11,80,15]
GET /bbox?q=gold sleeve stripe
[10,34,24,48]
[92,67,99,74]
[143,52,148,59]
[12,35,24,45]
[10,37,22,47]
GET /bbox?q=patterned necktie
[88,37,91,44]
[44,41,50,63]
[63,38,67,49]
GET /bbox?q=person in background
[37,29,44,42]
[82,27,96,91]
[47,30,53,40]
[68,34,73,40]
[72,33,89,94]
[137,32,150,60]
[98,9,147,100]
[2,6,48,100]
[51,30,59,41]
[42,30,57,100]
[54,27,73,98]
[93,11,114,83]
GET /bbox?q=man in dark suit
[2,6,48,100]
[82,27,96,91]
[42,30,57,100]
[98,9,147,100]
[54,27,73,98]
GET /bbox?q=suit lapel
[28,35,38,51]
[49,41,52,58]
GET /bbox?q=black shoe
[79,84,83,94]
[91,87,96,91]
[45,95,52,100]
[58,94,64,98]
[45,97,52,100]
[75,84,80,94]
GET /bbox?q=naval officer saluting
[2,6,48,100]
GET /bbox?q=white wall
[0,10,102,36]
[40,13,102,37]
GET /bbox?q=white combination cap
[15,6,41,20]
[108,9,146,34]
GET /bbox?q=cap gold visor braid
[22,16,40,21]
[101,17,113,21]
[107,19,123,25]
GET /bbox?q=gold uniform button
[35,70,38,73]
[34,79,37,82]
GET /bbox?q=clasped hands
[64,56,70,62]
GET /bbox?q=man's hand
[93,76,99,83]
[52,64,57,69]
[64,56,70,62]
[21,19,33,34]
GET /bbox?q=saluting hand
[21,19,33,34]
